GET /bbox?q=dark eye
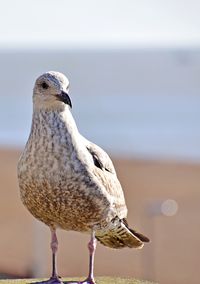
[41,82,49,89]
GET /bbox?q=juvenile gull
[17,71,149,284]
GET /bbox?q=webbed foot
[32,276,64,284]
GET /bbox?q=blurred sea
[1,92,199,162]
[0,48,200,162]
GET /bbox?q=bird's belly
[19,176,111,232]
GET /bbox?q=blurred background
[0,0,200,283]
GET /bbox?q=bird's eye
[41,82,49,89]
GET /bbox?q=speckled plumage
[17,71,149,252]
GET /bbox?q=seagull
[17,71,149,284]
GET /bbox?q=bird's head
[33,71,72,110]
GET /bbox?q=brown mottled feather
[95,217,149,249]
[17,71,149,250]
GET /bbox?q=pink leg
[33,229,97,284]
[81,230,97,284]
[33,228,63,284]
[50,228,60,280]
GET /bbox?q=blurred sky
[0,0,200,49]
[0,0,200,162]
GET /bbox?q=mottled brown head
[33,71,71,110]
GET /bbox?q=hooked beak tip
[57,91,72,108]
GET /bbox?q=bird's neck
[31,106,79,139]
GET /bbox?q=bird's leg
[32,229,63,284]
[34,229,97,284]
[81,229,97,284]
[87,230,96,282]
[50,228,62,282]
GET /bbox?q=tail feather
[95,218,150,249]
[122,218,150,243]
[129,228,150,243]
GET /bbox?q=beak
[56,91,72,108]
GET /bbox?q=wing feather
[82,136,127,219]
